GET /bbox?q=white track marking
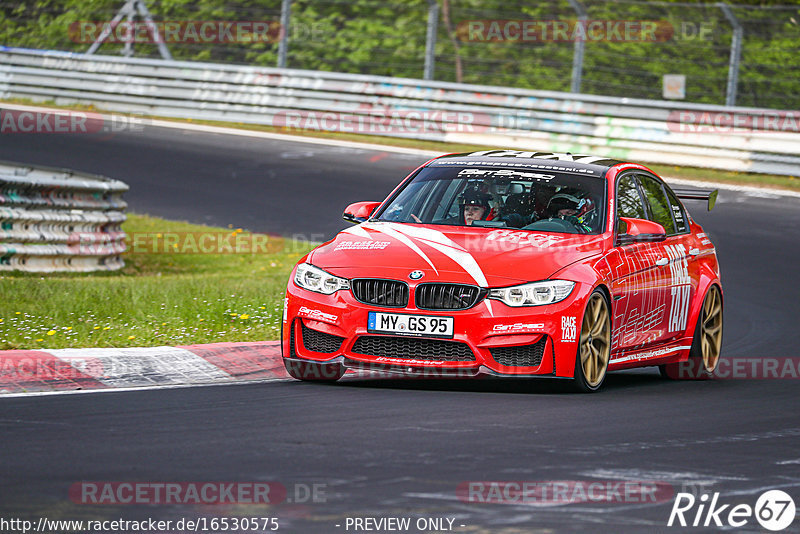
[45,346,232,386]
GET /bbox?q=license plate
[368,312,454,338]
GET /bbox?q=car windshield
[375,164,607,234]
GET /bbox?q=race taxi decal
[665,244,691,334]
[298,306,339,324]
[561,316,577,342]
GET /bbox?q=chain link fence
[1,0,798,109]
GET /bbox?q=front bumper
[282,280,590,379]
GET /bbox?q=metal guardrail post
[424,0,439,81]
[86,0,171,60]
[718,3,742,107]
[277,0,292,69]
[567,0,587,94]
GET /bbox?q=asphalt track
[1,124,799,533]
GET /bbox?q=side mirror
[616,217,667,246]
[343,201,381,224]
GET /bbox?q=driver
[456,188,492,226]
[546,191,596,233]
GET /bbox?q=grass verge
[0,214,314,350]
[3,97,799,192]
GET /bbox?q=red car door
[638,174,696,345]
[608,173,666,352]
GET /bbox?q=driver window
[639,175,678,235]
[617,174,647,219]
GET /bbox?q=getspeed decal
[298,306,339,324]
[457,168,555,182]
[492,323,545,332]
[334,240,391,251]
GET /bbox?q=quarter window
[665,187,689,234]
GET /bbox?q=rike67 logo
[668,490,796,531]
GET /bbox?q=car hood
[308,222,606,286]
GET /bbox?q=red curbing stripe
[177,341,287,381]
[0,350,107,393]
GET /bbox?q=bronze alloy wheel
[699,285,723,372]
[576,291,612,391]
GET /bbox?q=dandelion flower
[240,314,249,319]
[36,338,43,342]
[128,335,136,340]
[103,326,110,330]
[46,330,56,336]
[94,326,100,330]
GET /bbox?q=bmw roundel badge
[409,270,424,280]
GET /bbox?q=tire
[284,359,345,382]
[659,285,723,380]
[572,290,612,392]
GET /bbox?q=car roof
[426,150,628,178]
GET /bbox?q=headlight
[294,263,350,295]
[487,280,575,307]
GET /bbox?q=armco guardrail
[1,47,799,176]
[0,160,127,272]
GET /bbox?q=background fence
[1,0,799,109]
[0,159,128,272]
[2,47,799,176]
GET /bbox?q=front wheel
[660,285,723,380]
[572,290,611,392]
[284,359,345,382]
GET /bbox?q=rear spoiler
[672,188,719,211]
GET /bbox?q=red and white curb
[0,341,286,395]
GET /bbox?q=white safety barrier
[0,161,128,272]
[1,47,799,176]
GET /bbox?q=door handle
[655,257,669,266]
[689,248,701,256]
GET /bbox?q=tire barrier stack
[0,161,128,272]
[1,47,799,176]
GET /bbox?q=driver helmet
[460,188,492,222]
[547,190,594,219]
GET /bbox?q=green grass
[4,97,800,192]
[0,214,315,350]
